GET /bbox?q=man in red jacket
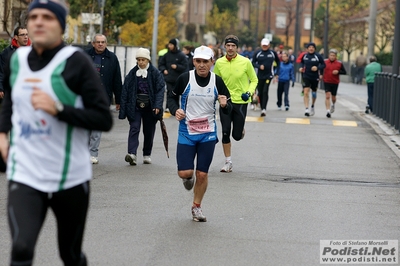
[320,49,347,118]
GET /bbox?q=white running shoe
[305,108,310,117]
[330,105,335,114]
[260,109,266,117]
[192,206,207,222]
[143,156,152,164]
[125,154,137,165]
[220,161,233,172]
[310,107,315,116]
[90,156,99,164]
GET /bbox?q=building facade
[179,0,322,49]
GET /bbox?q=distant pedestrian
[158,44,168,66]
[168,45,231,222]
[158,38,188,112]
[355,52,367,85]
[288,49,296,64]
[276,51,295,111]
[299,42,325,117]
[213,35,258,173]
[182,45,195,70]
[364,56,382,114]
[320,49,347,118]
[0,0,113,265]
[119,48,165,165]
[86,34,122,164]
[252,38,280,116]
[241,45,254,60]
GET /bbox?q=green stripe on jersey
[52,60,78,191]
[9,52,19,88]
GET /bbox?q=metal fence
[374,73,400,131]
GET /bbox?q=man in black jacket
[158,38,188,111]
[0,26,31,109]
[86,34,122,164]
[252,38,280,116]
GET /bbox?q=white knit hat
[135,48,151,60]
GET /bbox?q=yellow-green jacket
[213,54,258,104]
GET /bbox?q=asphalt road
[0,81,399,266]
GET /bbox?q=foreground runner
[213,35,258,172]
[0,0,112,264]
[168,46,231,222]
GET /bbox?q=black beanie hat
[169,38,178,47]
[29,0,67,32]
[307,42,316,49]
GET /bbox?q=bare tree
[341,22,366,60]
[375,1,395,52]
[283,1,296,47]
[1,0,29,38]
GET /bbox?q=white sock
[226,157,231,163]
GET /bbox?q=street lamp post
[267,0,272,33]
[294,0,302,56]
[151,0,160,66]
[99,0,105,34]
[392,0,400,75]
[323,0,329,58]
[309,0,315,42]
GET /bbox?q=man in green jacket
[364,56,382,114]
[213,35,258,173]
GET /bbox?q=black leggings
[219,103,247,143]
[8,181,90,266]
[257,78,272,110]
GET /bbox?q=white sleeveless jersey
[8,46,91,192]
[179,71,218,135]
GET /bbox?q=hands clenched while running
[218,95,227,108]
[175,108,186,121]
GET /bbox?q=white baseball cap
[261,38,270,46]
[193,46,214,60]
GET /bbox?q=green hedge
[0,39,9,51]
[375,52,392,65]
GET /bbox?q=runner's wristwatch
[54,101,64,114]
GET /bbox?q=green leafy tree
[69,0,152,42]
[214,0,239,13]
[205,5,238,43]
[0,39,9,51]
[238,25,255,48]
[185,23,197,42]
[314,0,369,58]
[119,3,178,52]
[160,0,182,5]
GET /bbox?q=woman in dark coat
[119,48,165,165]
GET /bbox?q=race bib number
[188,118,211,133]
